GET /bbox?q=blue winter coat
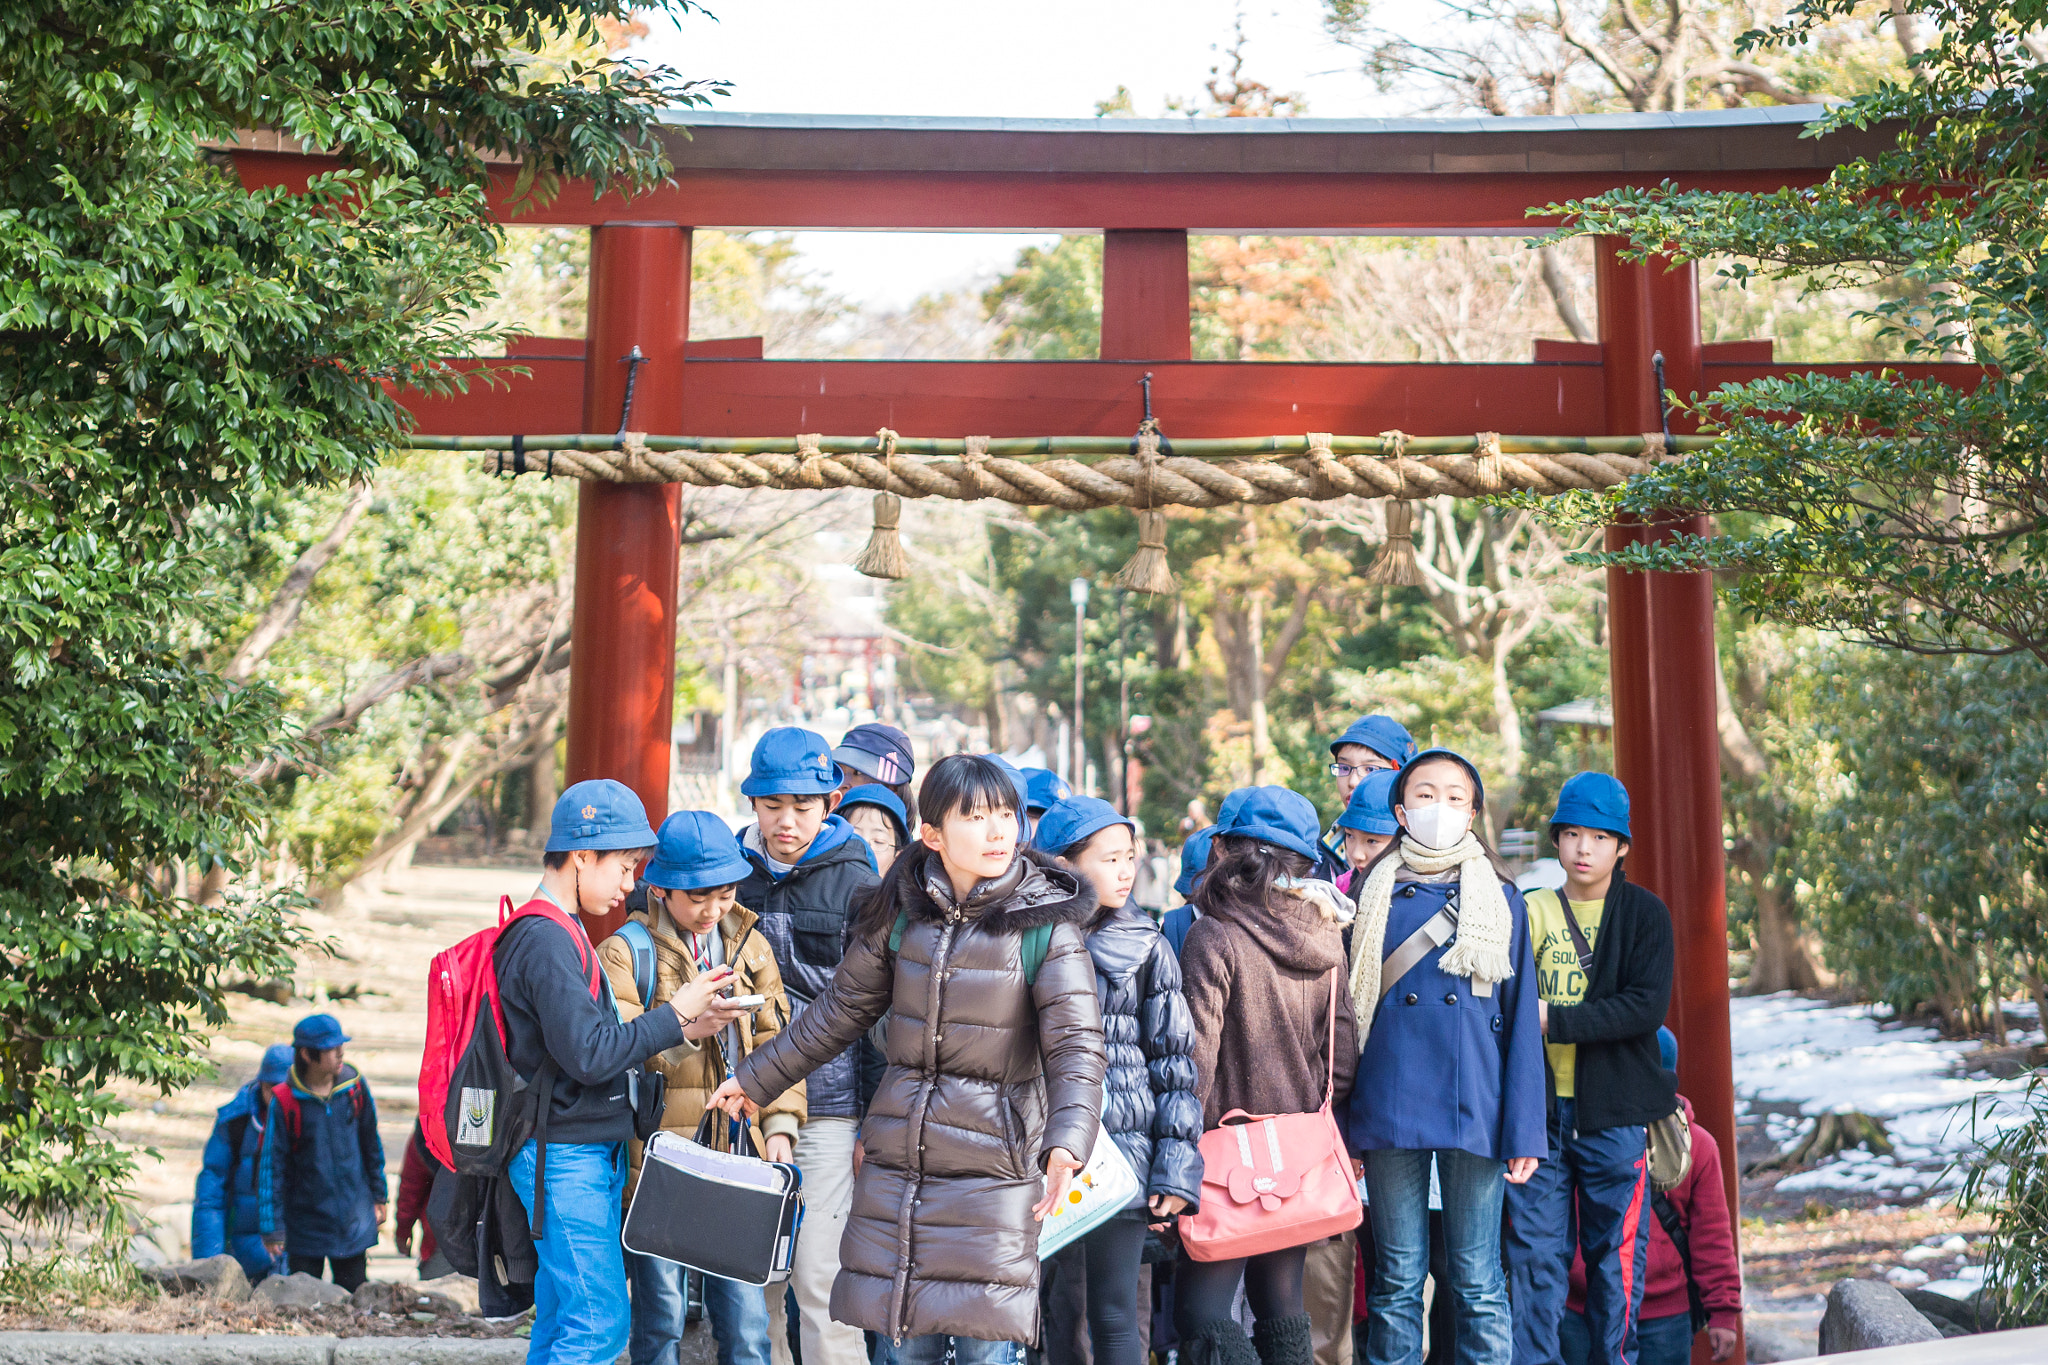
[1161,905,1197,959]
[1086,908,1204,1212]
[1345,878,1547,1163]
[191,1081,286,1280]
[259,1065,386,1258]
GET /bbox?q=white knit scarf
[1346,832,1515,1042]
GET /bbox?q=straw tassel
[1474,431,1505,494]
[853,427,908,580]
[1115,507,1178,594]
[1366,500,1424,587]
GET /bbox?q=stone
[1743,1320,1814,1362]
[1818,1278,1943,1354]
[0,1334,337,1365]
[253,1270,354,1309]
[416,1273,481,1315]
[332,1341,531,1364]
[140,1254,252,1303]
[351,1280,465,1318]
[1900,1286,1984,1334]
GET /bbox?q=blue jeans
[628,1251,772,1365]
[1504,1099,1651,1365]
[895,1336,1025,1365]
[1362,1148,1512,1365]
[510,1141,631,1365]
[1559,1311,1691,1365]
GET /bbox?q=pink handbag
[1178,969,1361,1262]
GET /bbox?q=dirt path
[111,861,537,1284]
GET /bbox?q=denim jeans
[1504,1099,1650,1365]
[1559,1311,1691,1365]
[1361,1148,1511,1365]
[628,1248,773,1365]
[510,1141,631,1365]
[895,1336,1026,1365]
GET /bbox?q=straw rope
[472,433,1684,507]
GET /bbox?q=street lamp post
[1070,577,1090,796]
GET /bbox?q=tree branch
[222,483,375,683]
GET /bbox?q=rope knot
[1306,432,1342,498]
[1377,429,1410,459]
[620,432,653,479]
[1642,431,1670,462]
[795,433,827,488]
[1474,431,1505,494]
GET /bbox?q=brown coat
[598,902,806,1197]
[1180,890,1358,1130]
[737,847,1106,1345]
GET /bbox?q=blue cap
[292,1014,349,1051]
[1331,715,1417,766]
[1335,769,1401,836]
[983,754,1033,838]
[833,723,914,786]
[547,779,658,853]
[1033,796,1135,857]
[1175,826,1217,898]
[1658,1025,1679,1073]
[1022,768,1071,815]
[645,810,752,891]
[1551,771,1631,841]
[1216,788,1253,827]
[257,1043,295,1087]
[743,727,843,797]
[1218,786,1323,863]
[839,784,910,846]
[1391,748,1486,817]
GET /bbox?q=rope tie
[620,432,653,480]
[1473,431,1505,494]
[795,433,827,489]
[1305,432,1341,500]
[1378,429,1409,458]
[1642,431,1670,461]
[1115,425,1178,594]
[853,428,909,580]
[1366,498,1425,588]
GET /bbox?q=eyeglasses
[1329,761,1394,779]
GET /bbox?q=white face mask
[1404,801,1472,850]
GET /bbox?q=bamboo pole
[394,432,1718,460]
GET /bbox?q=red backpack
[419,895,600,1175]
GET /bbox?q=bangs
[918,754,1020,825]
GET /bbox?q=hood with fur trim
[902,844,1098,934]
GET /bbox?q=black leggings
[288,1251,367,1292]
[1073,1218,1149,1365]
[1174,1244,1307,1336]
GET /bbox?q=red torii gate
[236,107,1979,1321]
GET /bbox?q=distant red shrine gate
[235,109,1982,1331]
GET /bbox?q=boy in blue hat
[839,784,911,878]
[1020,767,1071,830]
[734,728,881,1365]
[193,1043,293,1282]
[832,723,918,828]
[1323,715,1416,866]
[493,779,716,1365]
[1332,768,1401,891]
[258,1016,382,1292]
[1505,773,1679,1365]
[601,810,805,1365]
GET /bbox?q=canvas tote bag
[1178,970,1361,1261]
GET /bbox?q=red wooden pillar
[566,223,689,940]
[1100,230,1192,360]
[1597,242,1742,1363]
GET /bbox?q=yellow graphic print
[1525,889,1605,1099]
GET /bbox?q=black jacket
[739,816,883,1119]
[1086,907,1204,1212]
[1544,868,1680,1132]
[494,909,686,1145]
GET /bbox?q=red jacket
[394,1121,440,1265]
[1568,1097,1741,1333]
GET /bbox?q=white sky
[638,0,1433,308]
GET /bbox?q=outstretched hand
[1033,1147,1083,1222]
[708,1076,759,1120]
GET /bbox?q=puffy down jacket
[1085,907,1203,1213]
[737,846,1106,1345]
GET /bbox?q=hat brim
[1037,812,1136,857]
[545,823,658,853]
[740,770,844,797]
[644,852,753,891]
[1335,814,1401,837]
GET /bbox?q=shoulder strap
[1558,896,1596,975]
[888,909,909,955]
[225,1113,252,1161]
[616,919,657,1007]
[505,898,602,1000]
[1021,923,1054,986]
[1380,904,1459,1003]
[271,1083,301,1143]
[1650,1189,1710,1331]
[1323,966,1339,1109]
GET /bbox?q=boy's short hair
[749,792,828,809]
[1548,822,1630,848]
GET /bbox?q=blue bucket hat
[1335,769,1401,836]
[1022,767,1071,815]
[646,810,752,892]
[1175,825,1217,898]
[1033,796,1135,857]
[1390,748,1487,818]
[1217,786,1323,863]
[833,723,915,787]
[1658,1025,1679,1073]
[983,754,1033,838]
[1551,771,1631,841]
[547,778,658,853]
[292,1013,349,1051]
[1216,787,1253,828]
[743,727,843,798]
[257,1043,295,1088]
[839,784,910,846]
[1331,714,1417,766]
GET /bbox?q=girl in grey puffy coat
[1036,796,1204,1365]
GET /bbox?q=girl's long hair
[1194,834,1315,922]
[850,753,1019,941]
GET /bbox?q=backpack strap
[271,1083,302,1144]
[615,919,658,1008]
[888,910,909,955]
[1021,923,1053,986]
[1650,1188,1710,1333]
